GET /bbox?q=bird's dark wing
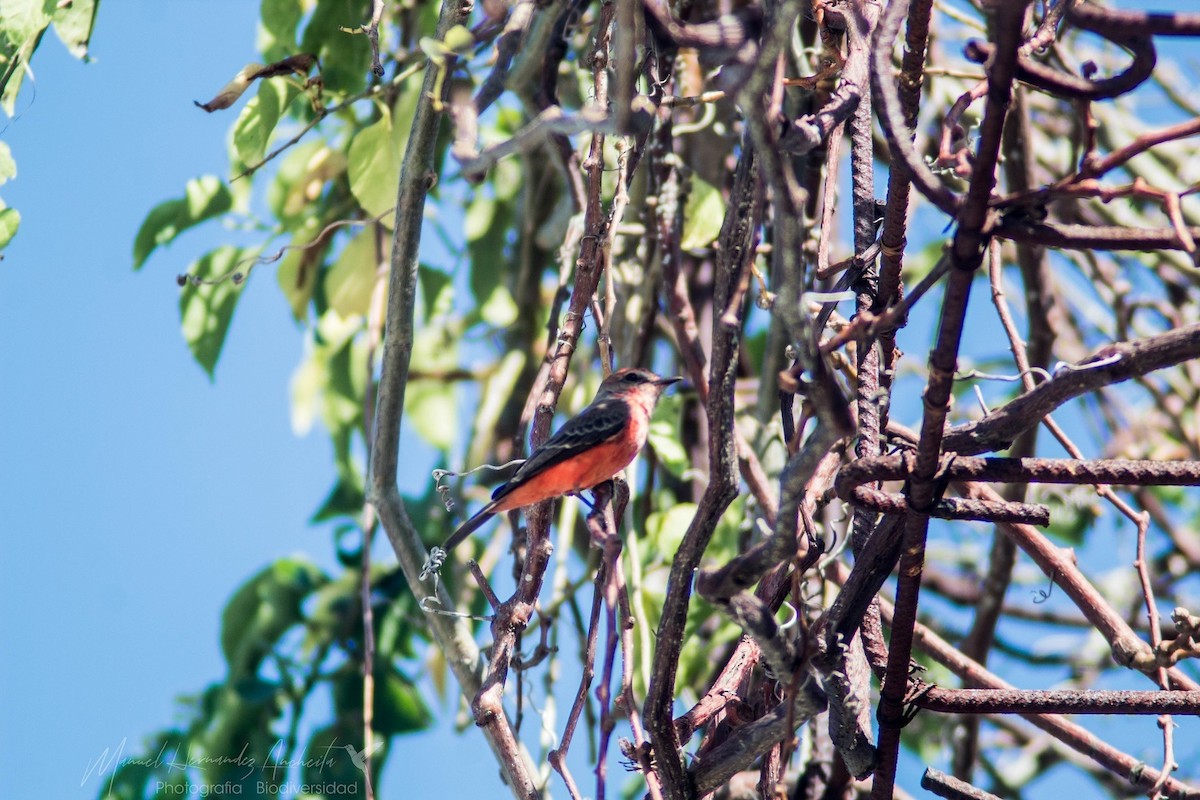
[492,397,630,498]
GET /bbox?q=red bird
[438,367,680,555]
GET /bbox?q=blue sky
[0,3,500,797]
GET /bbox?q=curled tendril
[419,593,493,621]
[420,546,447,583]
[955,366,1053,384]
[1054,352,1122,376]
[175,207,395,288]
[1032,570,1057,604]
[431,458,527,513]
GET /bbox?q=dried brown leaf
[194,54,317,113]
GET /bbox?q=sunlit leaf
[321,316,367,431]
[464,193,495,241]
[51,0,97,59]
[178,246,251,377]
[0,0,51,113]
[0,206,19,251]
[347,110,399,227]
[480,284,518,327]
[0,140,15,185]
[258,0,303,59]
[646,503,697,564]
[233,77,295,169]
[647,394,688,477]
[680,176,726,252]
[289,348,322,436]
[417,264,452,323]
[325,227,382,319]
[441,24,475,54]
[466,191,511,304]
[405,379,457,450]
[133,176,232,270]
[300,0,370,95]
[275,221,325,322]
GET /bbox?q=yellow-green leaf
[406,380,457,450]
[680,176,726,252]
[179,246,252,378]
[233,78,294,169]
[0,141,15,186]
[134,176,232,270]
[0,206,20,251]
[347,109,398,226]
[51,0,97,59]
[325,229,380,319]
[276,222,324,322]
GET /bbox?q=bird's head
[595,368,681,402]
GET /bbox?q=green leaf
[301,723,373,792]
[441,24,475,54]
[347,110,399,226]
[178,246,250,378]
[331,663,433,735]
[317,311,367,429]
[0,140,15,185]
[51,0,97,59]
[0,0,52,114]
[646,503,697,563]
[0,0,52,44]
[647,393,688,477]
[275,221,325,322]
[311,472,366,523]
[267,140,342,223]
[465,350,525,468]
[0,206,19,251]
[258,0,303,59]
[405,379,457,450]
[417,36,451,65]
[220,557,327,678]
[480,284,518,327]
[403,322,460,449]
[676,594,740,695]
[289,347,323,436]
[417,264,452,323]
[325,228,381,318]
[464,192,495,241]
[305,569,359,640]
[465,191,512,304]
[680,176,726,252]
[133,176,232,270]
[233,78,294,170]
[492,156,523,202]
[410,320,458,373]
[300,0,371,95]
[375,668,434,734]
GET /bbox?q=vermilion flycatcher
[438,367,680,554]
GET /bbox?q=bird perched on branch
[426,368,680,573]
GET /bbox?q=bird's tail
[439,503,497,554]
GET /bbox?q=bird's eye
[624,372,643,382]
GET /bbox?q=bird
[436,367,681,557]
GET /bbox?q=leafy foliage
[0,0,98,252]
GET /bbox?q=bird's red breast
[488,434,640,512]
[435,368,679,557]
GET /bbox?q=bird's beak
[654,376,683,388]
